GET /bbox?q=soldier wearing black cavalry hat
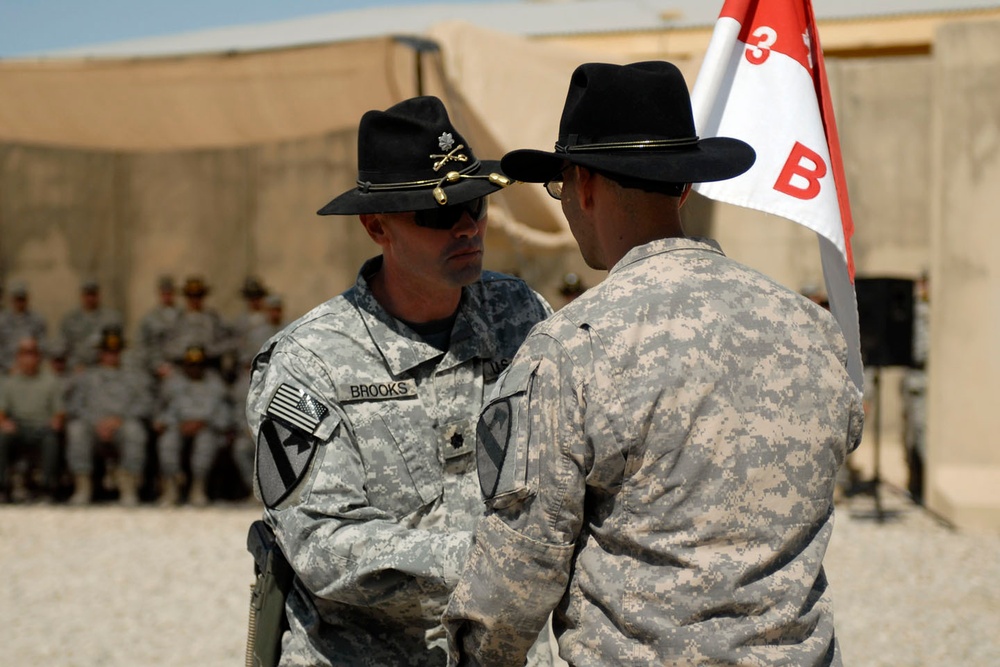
[244,96,554,666]
[444,61,865,667]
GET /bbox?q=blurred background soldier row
[0,273,288,506]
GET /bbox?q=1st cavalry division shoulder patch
[257,383,329,508]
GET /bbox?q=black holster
[245,520,294,667]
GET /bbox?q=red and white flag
[691,0,863,389]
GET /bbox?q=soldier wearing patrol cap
[1,282,48,371]
[230,276,270,374]
[245,96,553,666]
[58,279,123,370]
[156,344,231,507]
[64,326,153,506]
[444,61,865,666]
[136,275,181,378]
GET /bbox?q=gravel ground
[827,484,1000,667]
[1,486,998,667]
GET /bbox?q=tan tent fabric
[0,38,417,151]
[426,22,621,291]
[0,23,617,331]
[431,22,582,248]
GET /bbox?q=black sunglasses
[413,197,488,229]
[544,164,572,200]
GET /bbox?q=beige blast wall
[830,55,934,457]
[0,131,384,335]
[926,20,1000,531]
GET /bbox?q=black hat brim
[501,138,755,185]
[318,160,506,215]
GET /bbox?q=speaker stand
[870,367,885,521]
[854,366,885,521]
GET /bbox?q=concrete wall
[0,131,402,339]
[926,19,1000,530]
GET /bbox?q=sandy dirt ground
[0,503,258,667]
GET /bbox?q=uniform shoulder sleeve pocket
[256,412,344,509]
[476,358,540,508]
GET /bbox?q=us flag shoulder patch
[266,383,329,435]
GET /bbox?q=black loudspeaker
[855,277,915,367]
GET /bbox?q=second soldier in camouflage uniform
[444,62,866,666]
[246,97,553,666]
[0,336,64,502]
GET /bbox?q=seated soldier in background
[0,336,64,503]
[156,344,231,507]
[65,326,153,506]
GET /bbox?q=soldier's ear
[359,213,389,248]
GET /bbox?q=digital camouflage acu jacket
[445,237,865,667]
[246,258,551,667]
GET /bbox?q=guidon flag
[691,0,863,389]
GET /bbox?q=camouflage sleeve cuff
[444,513,573,666]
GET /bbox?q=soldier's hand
[180,420,205,437]
[95,416,123,440]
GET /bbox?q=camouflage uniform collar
[352,257,496,375]
[610,236,724,275]
[441,285,499,371]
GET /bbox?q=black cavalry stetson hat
[318,96,511,215]
[501,61,755,185]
